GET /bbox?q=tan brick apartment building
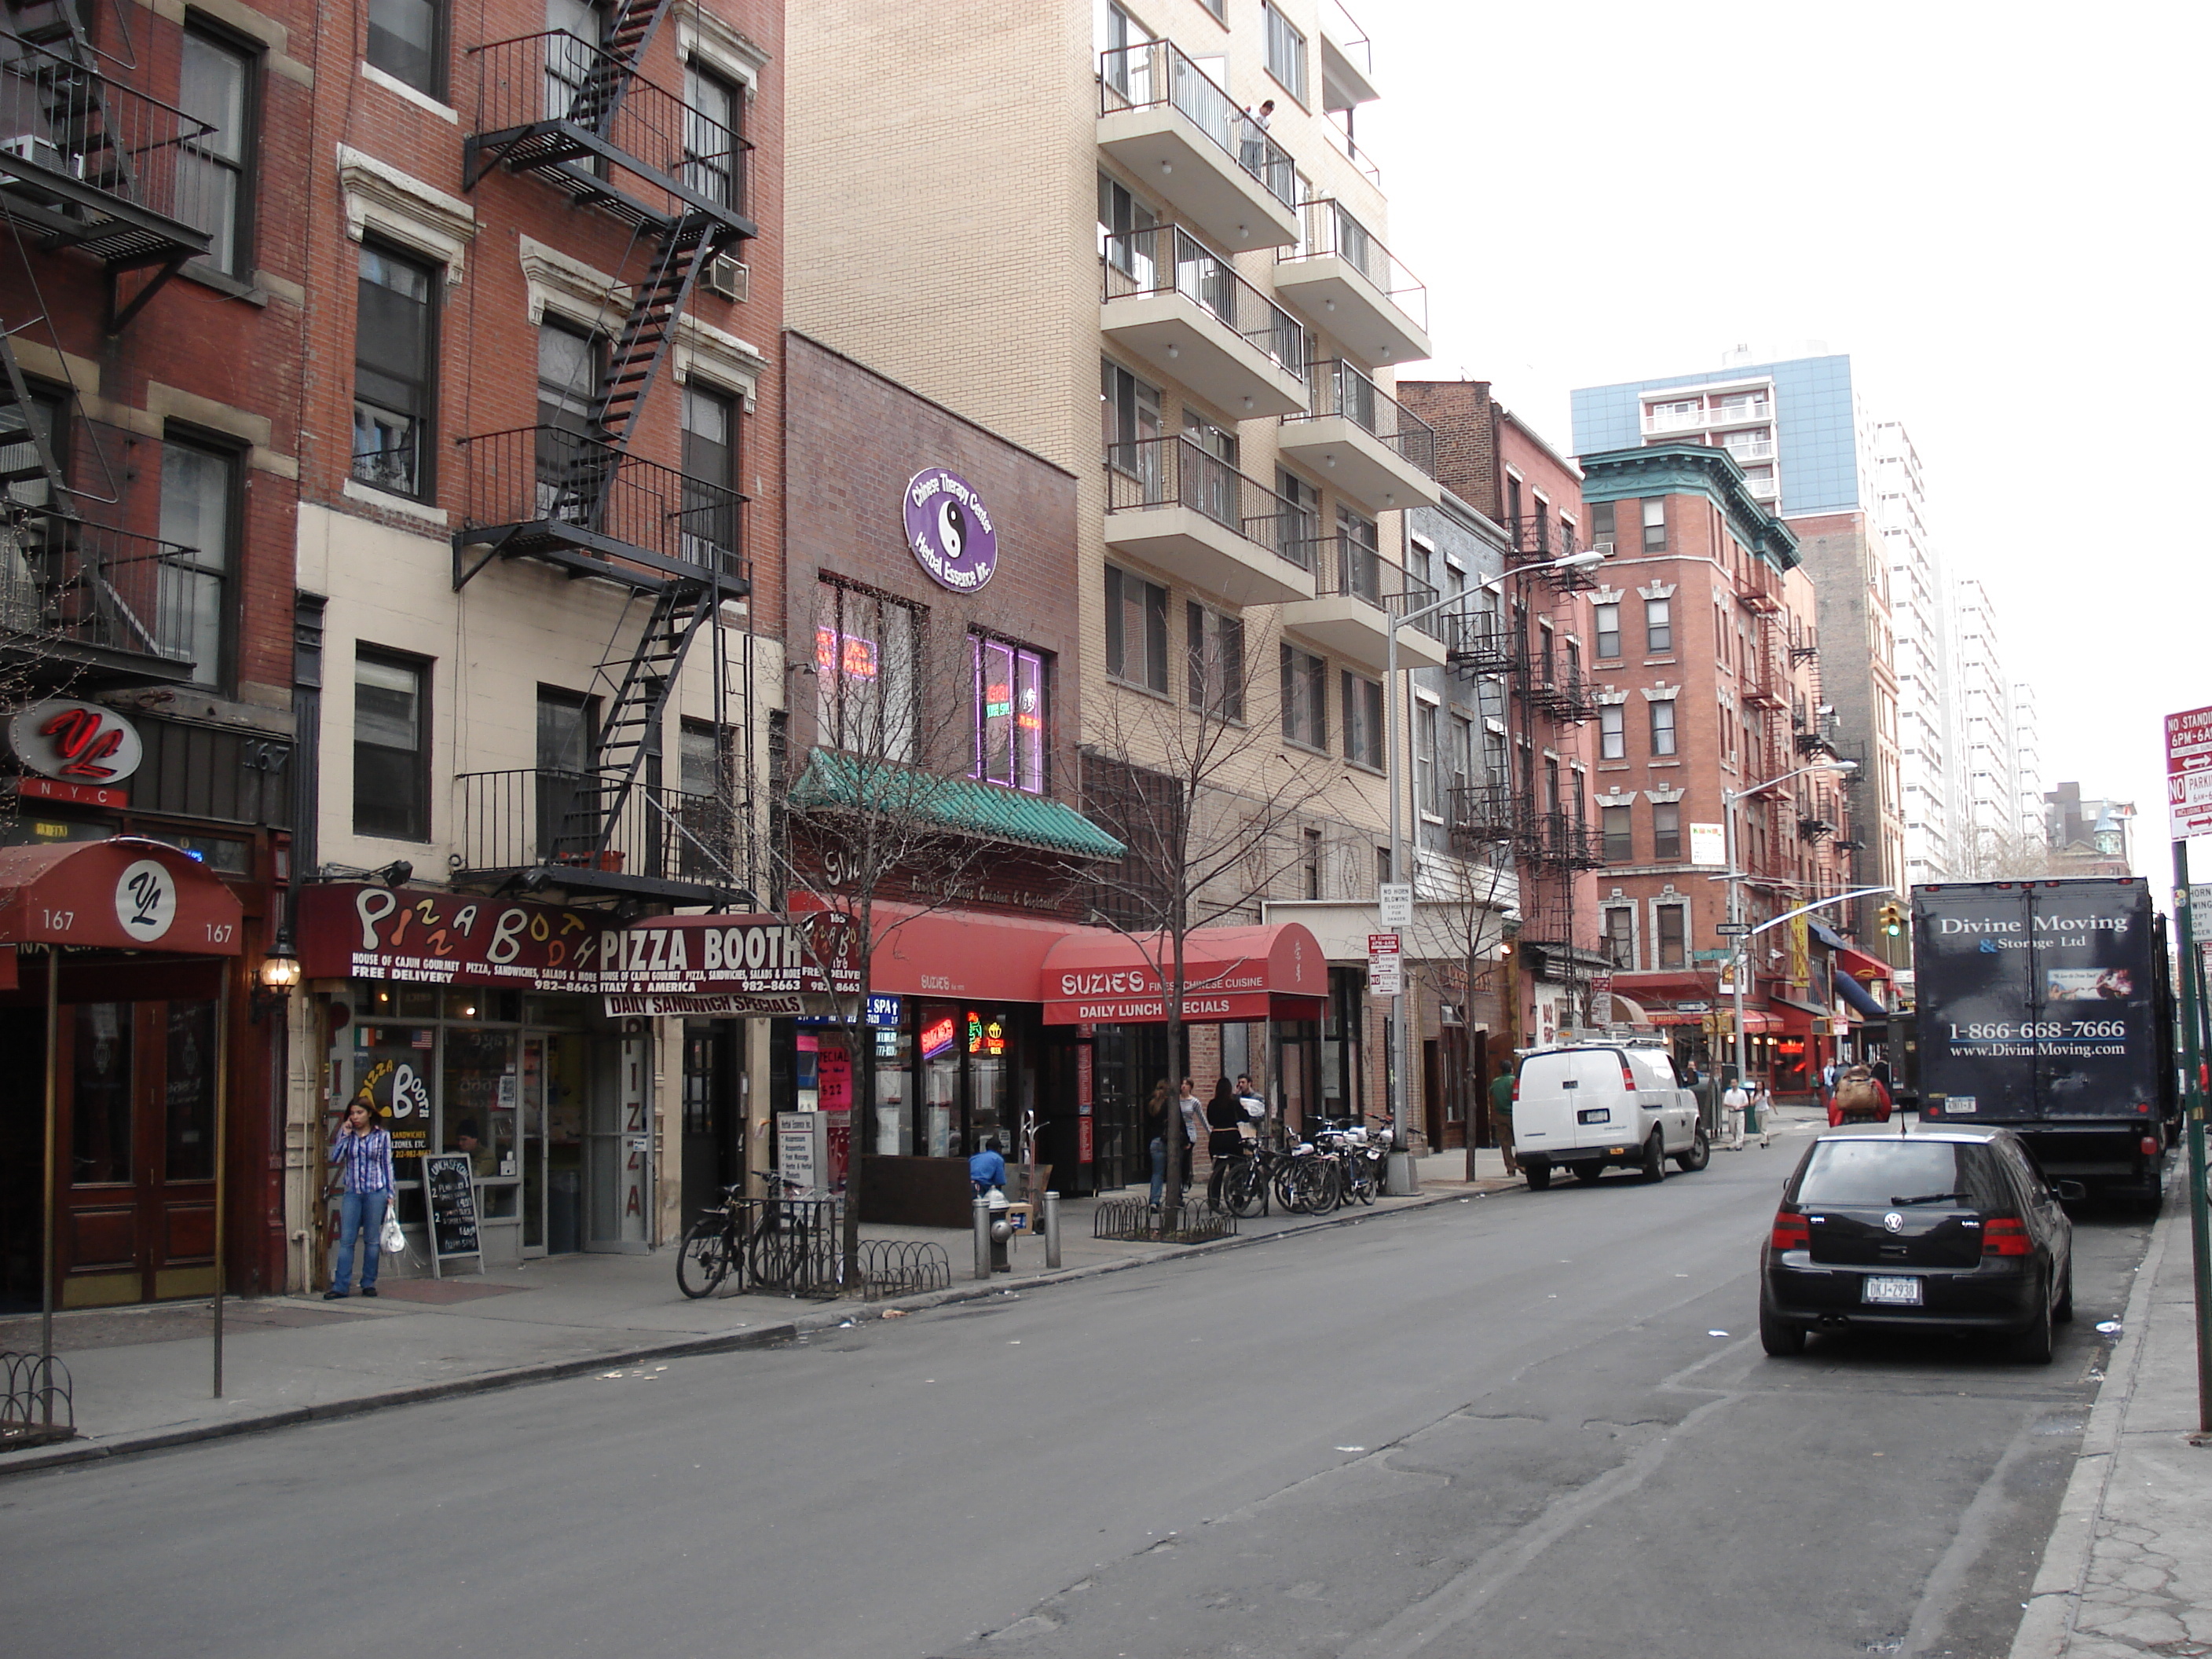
[786,1,1448,1150]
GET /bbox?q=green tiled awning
[790,752,1126,862]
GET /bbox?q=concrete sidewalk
[2012,1176,2212,1659]
[0,1149,1518,1476]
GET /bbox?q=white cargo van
[1511,1045,1708,1188]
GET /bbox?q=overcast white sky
[1357,0,2212,883]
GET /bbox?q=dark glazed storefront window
[72,1004,132,1184]
[164,1001,218,1181]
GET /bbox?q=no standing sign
[2166,705,2212,837]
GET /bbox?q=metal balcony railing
[0,37,216,265]
[1525,810,1604,870]
[1444,611,1513,677]
[1097,38,1297,211]
[452,768,735,884]
[1281,200,1426,330]
[1101,226,1306,379]
[1514,661,1599,723]
[1289,359,1437,478]
[1103,434,1310,570]
[466,32,754,226]
[1447,778,1518,844]
[1305,533,1441,635]
[452,427,748,588]
[0,504,196,671]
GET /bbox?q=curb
[0,1179,1506,1479]
[2006,1181,2178,1659]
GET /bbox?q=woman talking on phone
[327,1099,395,1299]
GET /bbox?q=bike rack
[0,1351,75,1448]
[1093,1198,1238,1243]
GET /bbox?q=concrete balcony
[1273,201,1430,367]
[1318,0,1381,109]
[1276,360,1440,513]
[1097,40,1301,251]
[1102,437,1314,606]
[1101,229,1309,418]
[1280,534,1445,672]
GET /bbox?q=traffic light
[1878,901,1904,937]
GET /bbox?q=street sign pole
[2163,705,2212,1435]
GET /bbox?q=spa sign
[903,467,997,591]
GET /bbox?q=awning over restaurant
[789,753,1127,861]
[1811,917,1894,983]
[1648,1007,1778,1032]
[800,898,1085,1004]
[1041,922,1327,1024]
[1833,968,1888,1019]
[0,837,244,957]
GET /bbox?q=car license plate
[1946,1096,1976,1114]
[1577,1108,1611,1125]
[1863,1276,1923,1306]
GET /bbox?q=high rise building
[1871,420,1955,888]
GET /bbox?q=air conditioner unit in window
[0,134,71,175]
[702,254,749,302]
[1591,539,1615,555]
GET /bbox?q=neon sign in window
[965,1010,1005,1057]
[972,635,1046,793]
[919,1015,958,1060]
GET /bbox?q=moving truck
[1911,878,2177,1207]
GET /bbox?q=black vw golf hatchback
[1760,1128,2076,1363]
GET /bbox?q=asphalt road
[0,1129,2153,1659]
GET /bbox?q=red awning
[1041,923,1327,1024]
[0,837,244,955]
[788,897,1084,1004]
[1648,1009,1778,1032]
[1833,943,1893,982]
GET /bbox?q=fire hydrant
[987,1190,1016,1273]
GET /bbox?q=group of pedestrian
[1143,1073,1267,1207]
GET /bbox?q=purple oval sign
[903,467,998,592]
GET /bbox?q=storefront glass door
[586,1035,651,1250]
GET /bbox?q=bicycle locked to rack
[677,1173,841,1299]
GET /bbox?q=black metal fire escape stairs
[451,0,756,904]
[0,0,214,328]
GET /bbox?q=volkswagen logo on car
[1884,1211,1905,1234]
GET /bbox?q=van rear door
[1511,1051,1582,1155]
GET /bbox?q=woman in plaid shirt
[327,1099,395,1299]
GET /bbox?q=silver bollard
[1043,1191,1061,1269]
[972,1195,993,1282]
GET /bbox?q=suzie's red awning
[1041,922,1326,1024]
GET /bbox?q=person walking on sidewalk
[1204,1078,1247,1207]
[1143,1079,1173,1207]
[327,1100,394,1300]
[1721,1079,1750,1150]
[1176,1077,1205,1201]
[1489,1065,1518,1176]
[1753,1082,1776,1148]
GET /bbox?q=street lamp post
[1720,758,1858,1096]
[1380,548,1604,1188]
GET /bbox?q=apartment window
[1599,704,1625,760]
[366,0,443,97]
[678,720,728,877]
[1654,800,1683,860]
[1645,595,1672,653]
[816,580,921,762]
[1641,497,1666,552]
[1186,602,1244,722]
[1104,565,1169,694]
[1485,729,1510,794]
[1337,506,1380,602]
[1656,903,1686,969]
[156,435,235,687]
[536,686,598,859]
[1649,699,1677,756]
[1602,804,1632,863]
[538,320,600,439]
[1097,174,1159,270]
[353,243,437,496]
[353,650,428,840]
[1505,475,1522,526]
[1281,644,1326,749]
[1594,602,1621,660]
[1098,2,1146,95]
[1415,701,1438,815]
[679,384,739,574]
[973,635,1048,793]
[682,60,741,209]
[1262,3,1306,101]
[1603,907,1635,969]
[178,26,254,276]
[1591,500,1615,542]
[1101,360,1163,495]
[1302,826,1321,900]
[1342,672,1382,770]
[1278,469,1320,560]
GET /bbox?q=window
[536,320,602,507]
[1603,908,1635,969]
[1415,700,1438,815]
[536,686,598,859]
[1641,497,1666,551]
[1097,173,1159,271]
[353,243,437,496]
[1278,469,1320,562]
[1262,3,1306,101]
[1375,845,1392,886]
[1602,804,1632,862]
[0,385,64,508]
[1449,712,1474,789]
[1337,505,1379,602]
[354,650,428,840]
[365,0,442,97]
[1649,698,1677,756]
[816,580,920,761]
[1599,704,1625,760]
[682,60,741,208]
[156,435,234,687]
[677,719,728,877]
[1645,595,1672,653]
[1104,565,1169,693]
[679,384,739,574]
[1302,826,1321,899]
[972,636,1048,793]
[1281,644,1325,749]
[1101,360,1163,495]
[1593,602,1621,660]
[178,27,254,276]
[1185,603,1244,722]
[1342,672,1382,770]
[1654,800,1683,860]
[1656,903,1686,969]
[1591,500,1615,542]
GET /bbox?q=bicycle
[676,1173,819,1298]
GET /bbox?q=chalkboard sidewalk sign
[420,1152,483,1279]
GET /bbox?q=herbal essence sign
[903,467,997,592]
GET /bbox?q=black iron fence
[1103,435,1310,571]
[1093,1196,1237,1243]
[452,767,733,880]
[851,1240,951,1299]
[1101,225,1306,379]
[0,1350,72,1446]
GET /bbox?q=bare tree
[1075,613,1334,1225]
[1402,831,1520,1179]
[1952,824,2063,881]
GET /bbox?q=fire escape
[1,2,209,690]
[449,2,757,906]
